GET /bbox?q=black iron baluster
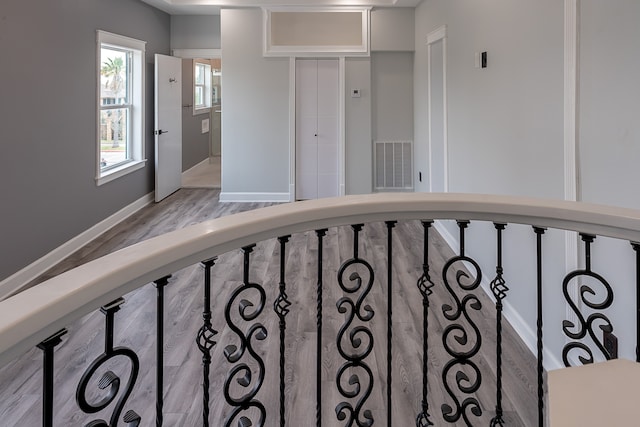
[274,235,291,427]
[154,275,171,427]
[533,226,545,427]
[76,298,141,426]
[416,221,434,427]
[37,328,67,427]
[316,229,327,427]
[197,259,218,427]
[223,244,267,427]
[633,242,640,362]
[335,224,375,427]
[561,234,614,366]
[385,221,396,427]
[440,220,483,426]
[490,223,508,427]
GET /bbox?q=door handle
[155,129,168,135]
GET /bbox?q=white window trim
[96,30,147,186]
[193,60,212,116]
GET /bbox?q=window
[193,60,212,115]
[96,30,146,185]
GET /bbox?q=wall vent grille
[374,140,413,191]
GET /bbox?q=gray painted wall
[181,59,212,170]
[345,59,373,195]
[220,9,291,194]
[171,15,221,50]
[0,0,170,282]
[372,52,413,142]
[371,8,415,52]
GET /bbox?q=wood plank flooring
[0,189,538,426]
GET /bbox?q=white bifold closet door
[296,59,339,200]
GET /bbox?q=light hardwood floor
[0,189,538,426]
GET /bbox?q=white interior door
[296,59,339,200]
[154,54,182,202]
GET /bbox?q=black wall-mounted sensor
[481,51,487,68]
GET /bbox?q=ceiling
[139,0,421,15]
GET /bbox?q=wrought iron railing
[2,193,640,426]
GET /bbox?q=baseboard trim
[0,192,155,300]
[433,221,563,371]
[219,192,291,203]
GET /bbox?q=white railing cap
[2,192,640,366]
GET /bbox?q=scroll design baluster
[440,220,483,426]
[197,258,218,427]
[223,245,267,427]
[562,234,614,366]
[273,235,291,427]
[490,223,508,427]
[335,224,375,427]
[75,298,141,427]
[416,220,435,427]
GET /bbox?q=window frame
[96,30,147,186]
[193,60,212,116]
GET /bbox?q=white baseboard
[433,221,563,371]
[0,192,155,300]
[218,192,291,203]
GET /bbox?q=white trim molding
[218,192,291,203]
[263,7,371,57]
[426,25,448,193]
[0,192,154,301]
[564,0,580,341]
[171,48,221,59]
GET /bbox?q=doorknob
[155,129,168,135]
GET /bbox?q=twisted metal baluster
[533,226,546,427]
[385,221,397,427]
[274,235,291,427]
[316,229,327,427]
[562,234,614,366]
[440,221,483,426]
[490,223,508,427]
[76,298,141,427]
[335,224,375,427]
[197,258,218,427]
[223,245,267,427]
[37,329,67,427]
[416,221,434,427]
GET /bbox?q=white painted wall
[415,0,640,369]
[576,0,640,361]
[220,9,290,199]
[414,0,567,368]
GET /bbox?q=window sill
[192,107,211,116]
[96,159,147,186]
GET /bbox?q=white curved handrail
[2,192,640,367]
